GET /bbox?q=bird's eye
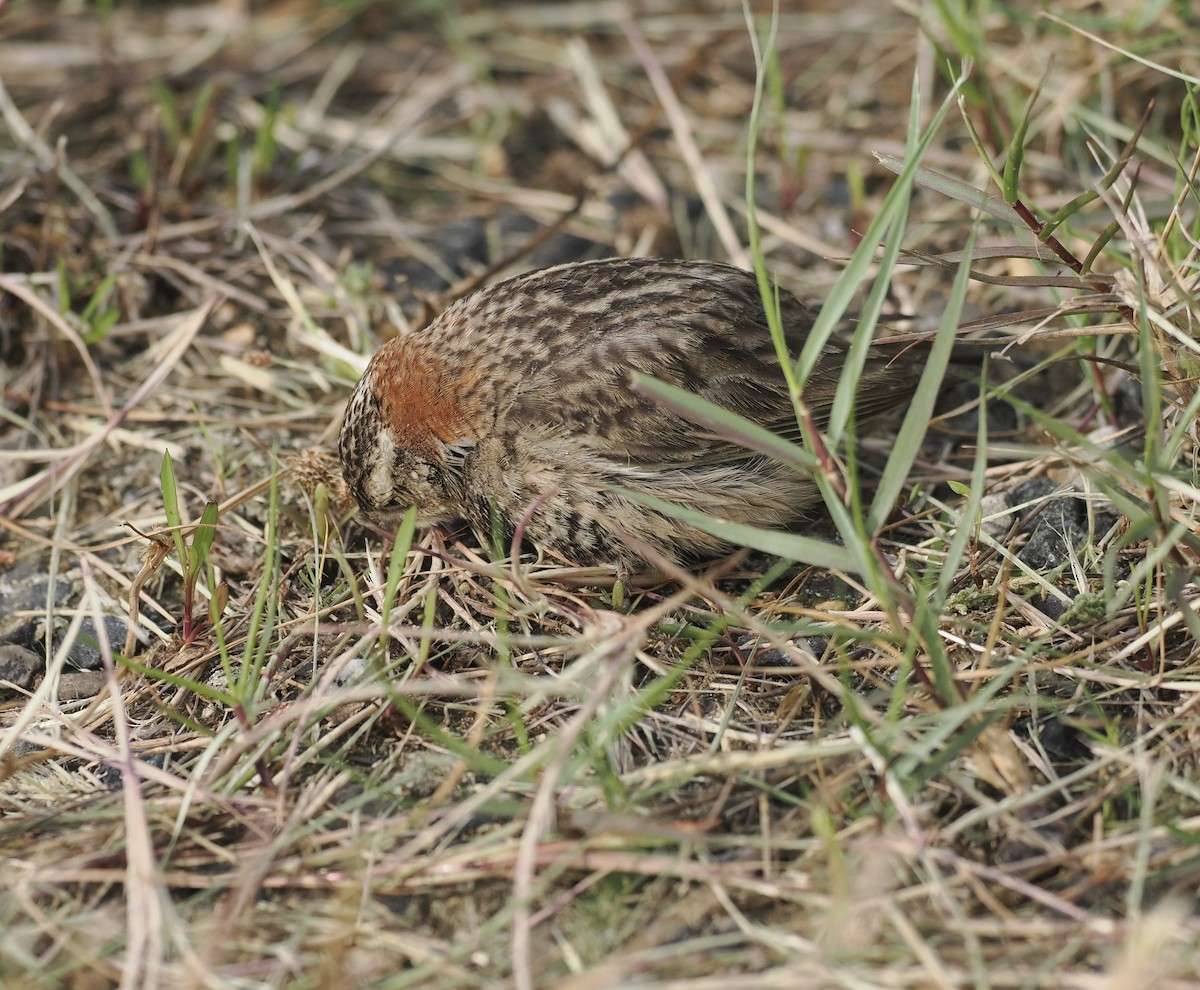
[443,442,475,469]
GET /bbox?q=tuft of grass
[2,2,1200,988]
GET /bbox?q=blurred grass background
[1,2,1199,988]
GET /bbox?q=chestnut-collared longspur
[338,257,924,571]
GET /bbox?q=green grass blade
[743,6,795,392]
[613,487,848,570]
[937,368,990,601]
[1002,85,1038,205]
[875,154,1024,225]
[159,450,189,567]
[380,505,418,632]
[630,372,818,472]
[237,452,281,707]
[189,499,219,574]
[820,67,966,438]
[868,221,977,530]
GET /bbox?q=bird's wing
[501,259,919,471]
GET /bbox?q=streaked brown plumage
[338,257,923,570]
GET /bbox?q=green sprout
[160,449,220,643]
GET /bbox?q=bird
[338,257,925,573]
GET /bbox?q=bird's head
[338,338,478,528]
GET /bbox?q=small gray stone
[0,643,42,694]
[1009,479,1118,572]
[54,616,132,670]
[57,670,107,701]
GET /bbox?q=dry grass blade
[1,298,212,519]
[621,15,748,267]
